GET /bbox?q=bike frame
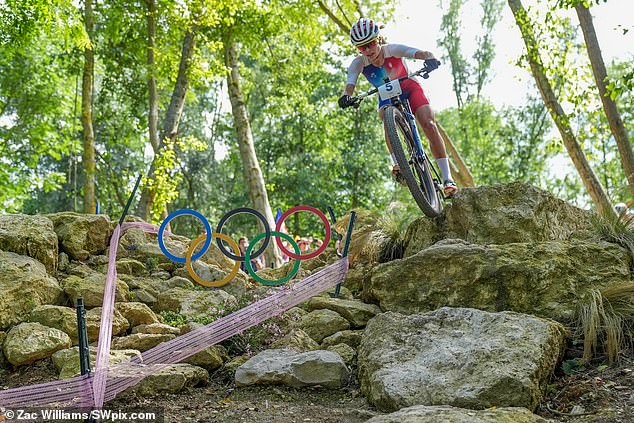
[389,96,442,189]
[350,64,443,187]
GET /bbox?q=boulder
[47,212,112,261]
[131,323,180,336]
[86,307,129,342]
[235,349,349,388]
[295,309,351,343]
[155,287,236,320]
[122,363,209,397]
[321,330,364,349]
[443,182,594,245]
[51,346,141,379]
[358,308,566,412]
[29,305,78,344]
[115,258,148,276]
[111,333,175,352]
[307,296,382,328]
[3,322,72,366]
[0,251,64,330]
[61,273,130,309]
[270,328,320,352]
[115,302,160,327]
[0,214,58,274]
[326,343,356,365]
[366,239,631,322]
[183,345,227,371]
[365,405,550,423]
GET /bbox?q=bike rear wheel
[384,106,442,217]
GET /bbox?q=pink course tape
[0,222,349,409]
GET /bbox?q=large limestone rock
[270,328,320,352]
[122,363,209,397]
[61,273,130,309]
[115,302,160,327]
[358,308,566,412]
[3,322,72,366]
[365,405,550,423]
[47,212,112,261]
[444,182,594,245]
[295,309,351,343]
[0,214,58,274]
[86,307,129,342]
[155,287,237,320]
[0,251,64,330]
[111,333,176,352]
[29,305,78,343]
[51,346,141,379]
[235,349,350,388]
[366,239,631,321]
[117,227,184,265]
[307,296,382,328]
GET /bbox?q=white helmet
[350,18,380,46]
[614,202,628,214]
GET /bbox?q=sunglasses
[357,39,378,52]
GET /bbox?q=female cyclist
[338,17,458,198]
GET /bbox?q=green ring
[245,231,300,286]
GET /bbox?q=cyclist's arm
[386,44,436,61]
[343,84,356,96]
[344,56,364,95]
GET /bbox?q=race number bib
[378,79,403,101]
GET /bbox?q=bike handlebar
[342,59,441,109]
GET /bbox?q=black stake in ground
[334,211,356,298]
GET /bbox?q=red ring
[275,206,331,260]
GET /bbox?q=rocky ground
[2,350,633,423]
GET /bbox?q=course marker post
[334,211,356,298]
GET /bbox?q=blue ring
[158,209,212,263]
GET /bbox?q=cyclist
[338,17,458,198]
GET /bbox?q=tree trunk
[575,3,634,200]
[138,30,196,221]
[147,0,159,154]
[437,122,475,187]
[82,0,96,214]
[224,36,282,267]
[508,0,613,216]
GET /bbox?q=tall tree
[508,0,613,216]
[224,30,282,266]
[138,29,197,221]
[82,0,96,213]
[146,0,159,154]
[573,2,634,201]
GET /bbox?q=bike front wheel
[384,106,442,217]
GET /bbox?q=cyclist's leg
[407,81,458,196]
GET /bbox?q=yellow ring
[186,232,240,287]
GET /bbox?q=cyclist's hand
[338,94,353,109]
[425,58,441,70]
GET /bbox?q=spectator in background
[238,237,264,272]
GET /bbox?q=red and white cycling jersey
[346,44,430,110]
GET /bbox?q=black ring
[215,207,271,262]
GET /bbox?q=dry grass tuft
[577,284,634,364]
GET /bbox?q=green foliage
[437,97,554,186]
[562,358,586,375]
[159,310,189,327]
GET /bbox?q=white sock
[435,157,452,181]
[390,153,396,165]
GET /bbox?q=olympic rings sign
[157,205,332,287]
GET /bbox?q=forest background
[1,0,633,240]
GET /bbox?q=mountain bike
[342,60,444,217]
